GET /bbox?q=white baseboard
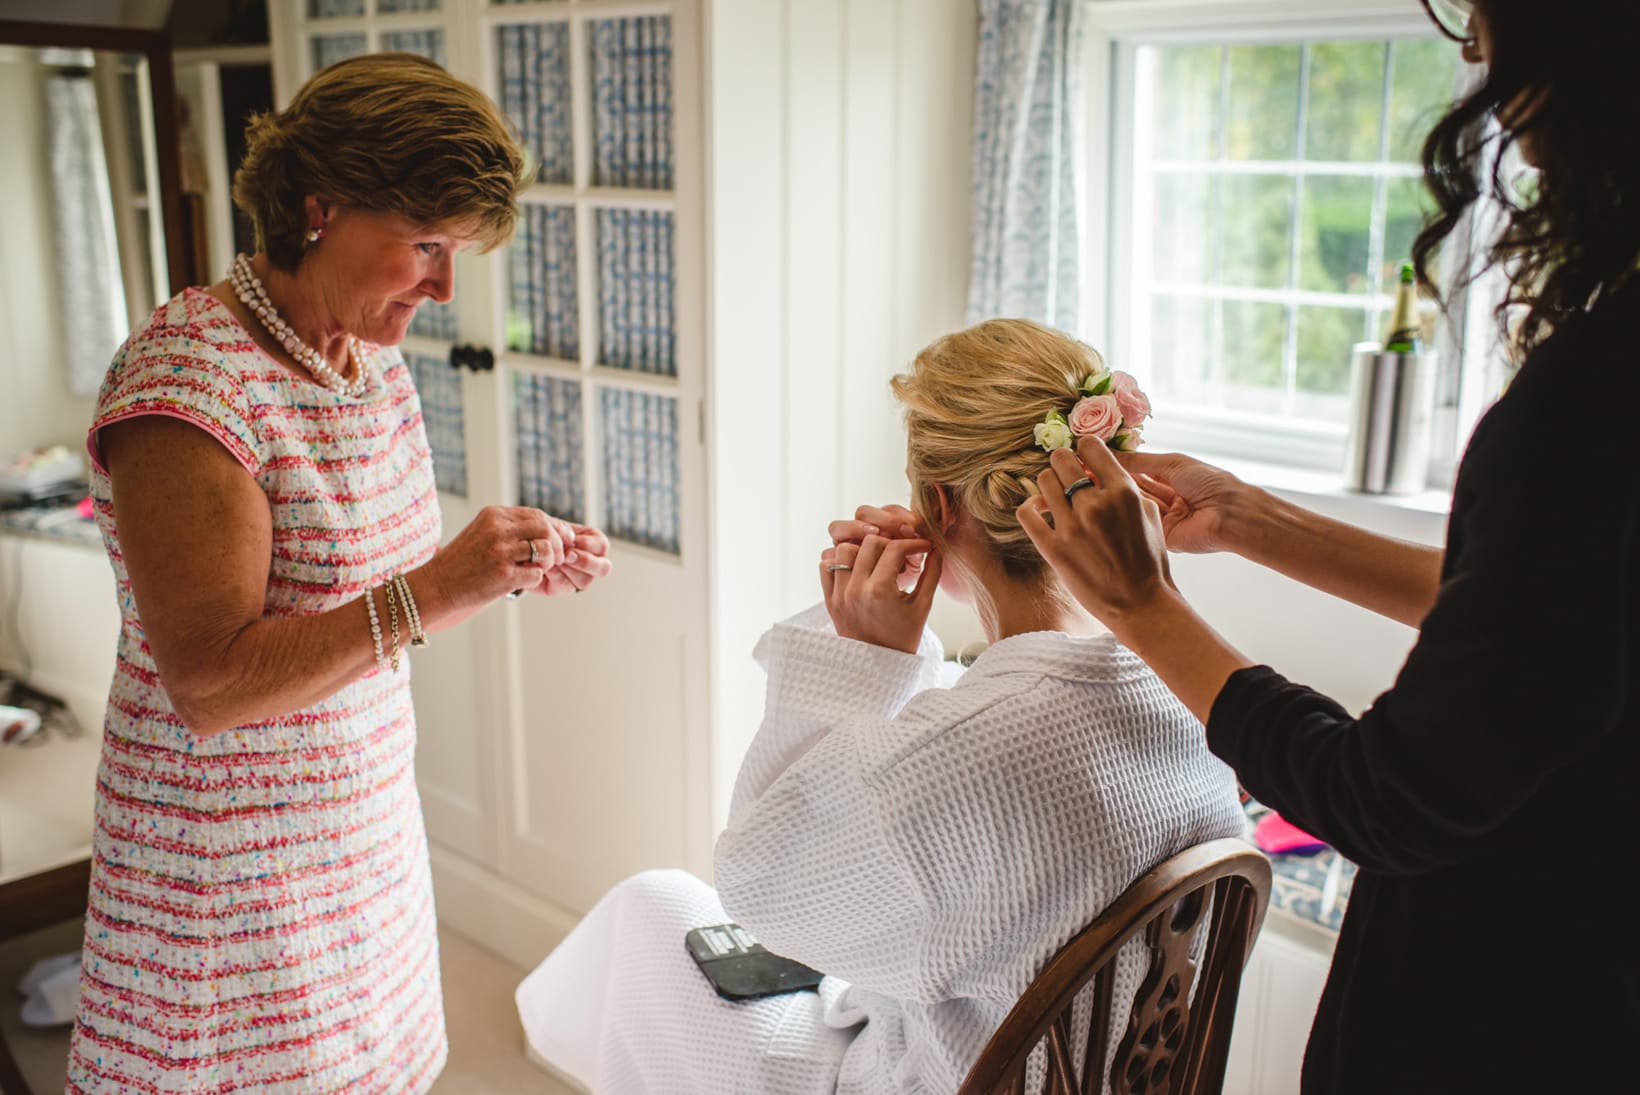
[429,843,583,974]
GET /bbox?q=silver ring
[507,588,525,599]
[527,539,540,565]
[826,564,852,573]
[1063,477,1095,502]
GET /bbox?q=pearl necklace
[229,253,368,397]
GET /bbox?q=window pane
[1305,42,1387,162]
[1220,300,1286,390]
[1151,293,1212,398]
[1382,175,1434,284]
[1219,175,1292,289]
[1152,174,1213,283]
[1387,37,1461,162]
[1296,305,1367,399]
[1154,46,1221,161]
[1299,176,1374,294]
[1225,45,1300,160]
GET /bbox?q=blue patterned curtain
[380,28,446,68]
[507,204,579,359]
[515,373,585,522]
[308,0,365,17]
[596,210,675,376]
[408,299,458,341]
[405,351,467,495]
[591,17,674,189]
[599,390,678,553]
[497,22,573,186]
[312,34,367,70]
[967,0,1086,329]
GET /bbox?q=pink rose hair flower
[1033,366,1154,453]
[1110,371,1150,429]
[1067,394,1122,443]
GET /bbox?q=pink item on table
[77,495,94,519]
[1253,811,1328,855]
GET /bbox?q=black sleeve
[1206,323,1639,875]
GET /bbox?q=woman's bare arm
[102,415,600,735]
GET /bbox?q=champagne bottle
[1383,263,1423,353]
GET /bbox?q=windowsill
[1200,452,1453,518]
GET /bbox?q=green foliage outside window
[1141,34,1463,420]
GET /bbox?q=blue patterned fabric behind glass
[312,34,368,71]
[590,17,674,190]
[507,204,578,359]
[409,298,459,341]
[308,0,365,17]
[406,351,468,496]
[515,373,585,522]
[599,389,678,553]
[381,28,447,67]
[967,0,1086,330]
[496,22,572,186]
[595,210,675,376]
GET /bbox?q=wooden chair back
[957,837,1272,1095]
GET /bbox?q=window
[1090,2,1497,484]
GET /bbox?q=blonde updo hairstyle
[233,52,529,272]
[891,318,1105,586]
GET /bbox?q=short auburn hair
[233,52,528,271]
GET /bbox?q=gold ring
[527,539,540,565]
[826,564,852,573]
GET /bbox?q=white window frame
[1084,0,1500,496]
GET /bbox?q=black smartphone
[684,922,825,1001]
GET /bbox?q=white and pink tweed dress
[67,288,448,1093]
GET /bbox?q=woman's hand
[1017,438,1176,626]
[537,522,614,596]
[418,506,580,614]
[819,534,943,654]
[828,504,928,591]
[1116,450,1249,556]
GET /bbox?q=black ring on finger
[1063,477,1096,502]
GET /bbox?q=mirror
[0,19,189,467]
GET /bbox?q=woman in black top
[1016,1,1640,1091]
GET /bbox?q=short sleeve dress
[66,288,448,1094]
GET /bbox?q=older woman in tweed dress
[69,54,611,1093]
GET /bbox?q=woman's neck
[255,255,352,365]
[962,552,1105,643]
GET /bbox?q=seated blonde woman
[515,318,1247,1094]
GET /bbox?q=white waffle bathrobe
[516,606,1245,1094]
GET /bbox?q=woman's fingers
[819,541,860,601]
[829,505,922,546]
[909,543,943,612]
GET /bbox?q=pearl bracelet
[365,585,388,671]
[393,574,426,648]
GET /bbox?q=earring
[306,227,323,243]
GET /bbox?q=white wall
[708,0,978,835]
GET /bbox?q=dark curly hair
[1413,0,1640,356]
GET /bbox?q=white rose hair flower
[1034,367,1151,453]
